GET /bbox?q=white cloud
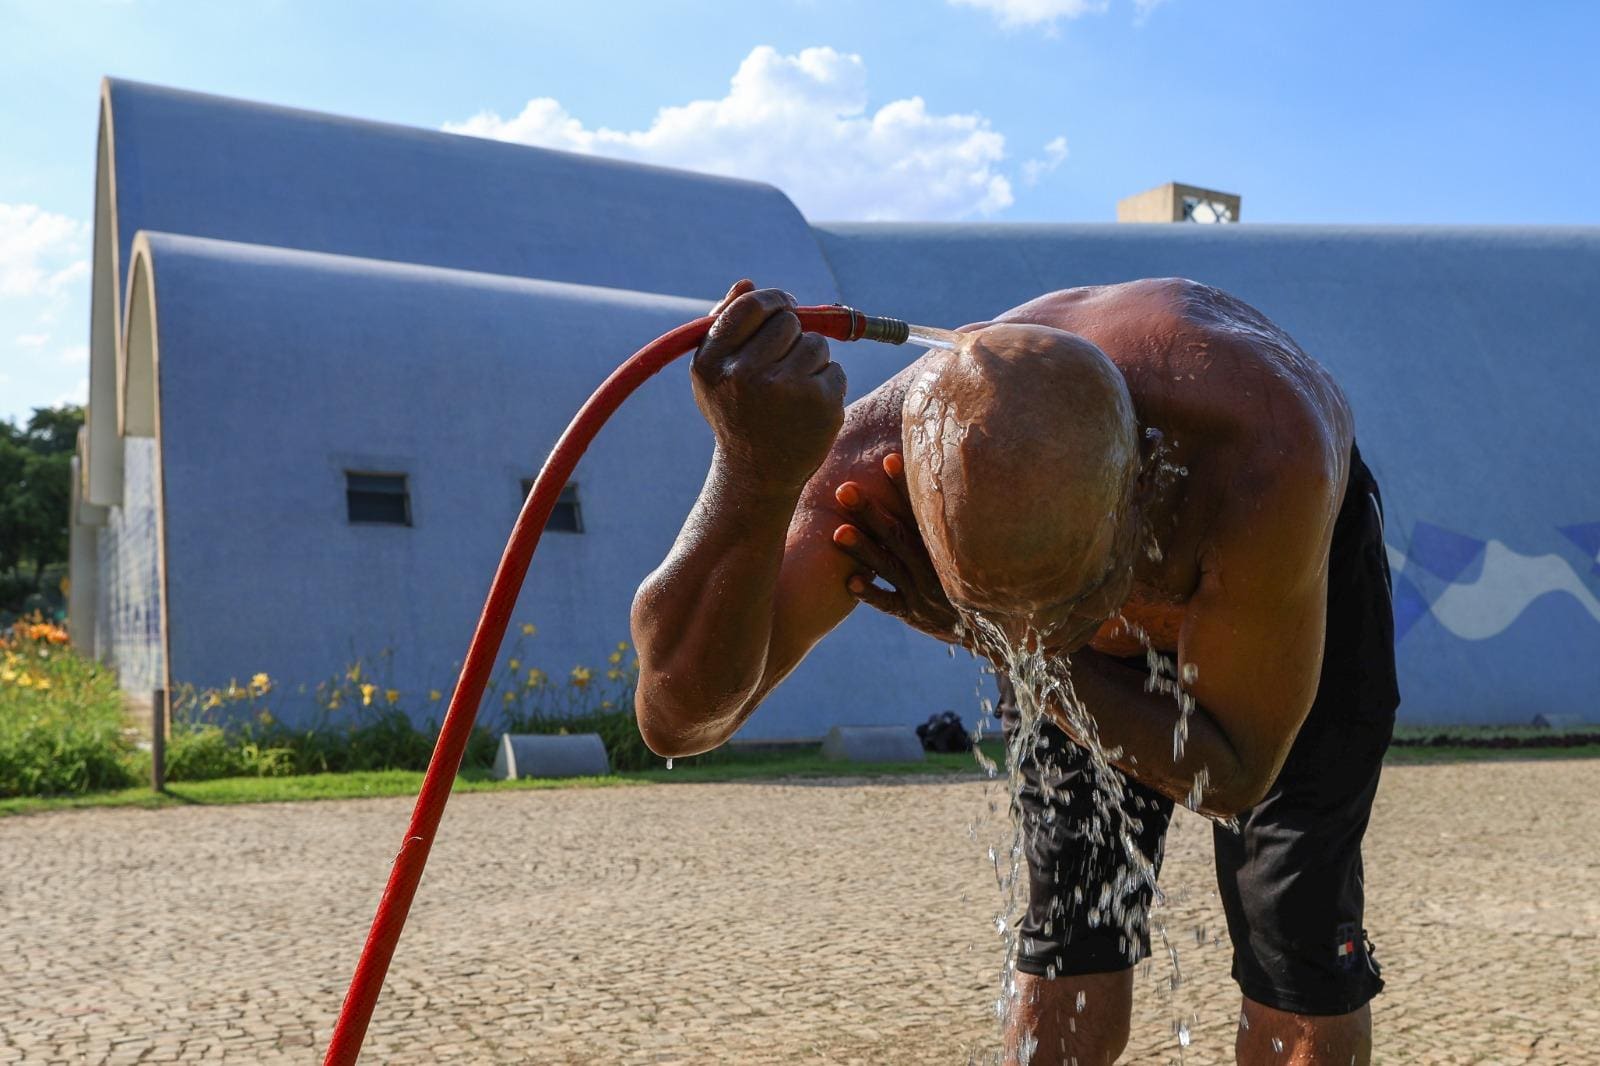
[1022,136,1069,185]
[1133,0,1172,21]
[0,203,90,299]
[446,45,1016,221]
[949,0,1110,29]
[1,203,93,424]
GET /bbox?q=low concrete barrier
[821,725,925,764]
[491,733,611,780]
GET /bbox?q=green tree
[0,434,28,579]
[23,405,83,455]
[0,405,84,605]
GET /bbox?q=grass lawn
[4,736,1597,817]
[0,743,1004,816]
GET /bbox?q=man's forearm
[630,453,804,754]
[1049,651,1249,817]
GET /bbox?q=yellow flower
[328,691,343,709]
[257,710,275,726]
[0,667,15,683]
[606,668,622,681]
[385,689,400,705]
[525,668,546,689]
[608,651,623,665]
[250,672,272,695]
[360,683,377,707]
[347,663,362,683]
[16,673,34,688]
[601,700,613,710]
[34,678,50,691]
[521,623,538,637]
[503,691,515,704]
[570,666,592,689]
[202,690,224,710]
[508,658,521,672]
[429,689,443,702]
[616,641,629,651]
[225,680,247,701]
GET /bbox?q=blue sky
[2,0,1597,424]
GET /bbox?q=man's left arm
[1065,480,1335,817]
[831,449,1337,818]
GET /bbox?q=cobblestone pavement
[3,759,1597,1065]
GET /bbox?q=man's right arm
[630,284,856,757]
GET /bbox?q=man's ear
[1119,426,1167,566]
[1133,426,1166,504]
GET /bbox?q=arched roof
[86,77,840,504]
[125,232,973,738]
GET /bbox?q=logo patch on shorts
[1335,921,1360,971]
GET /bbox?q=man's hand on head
[832,452,967,646]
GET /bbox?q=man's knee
[1006,970,1133,1066]
[1236,997,1371,1066]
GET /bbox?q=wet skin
[633,278,1352,813]
[631,279,1363,1065]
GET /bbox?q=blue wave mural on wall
[1388,521,1600,643]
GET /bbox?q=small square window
[347,472,410,525]
[521,479,584,533]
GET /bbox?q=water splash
[964,595,1233,1058]
[962,611,1169,1062]
[907,322,967,351]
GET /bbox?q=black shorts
[1000,443,1399,1016]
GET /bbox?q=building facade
[71,79,1600,734]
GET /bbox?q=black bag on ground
[916,711,973,754]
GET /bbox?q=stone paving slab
[2,759,1596,1064]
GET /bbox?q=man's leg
[1001,689,1174,1066]
[1235,998,1370,1066]
[1214,444,1397,1066]
[1005,970,1133,1066]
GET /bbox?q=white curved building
[73,78,1600,732]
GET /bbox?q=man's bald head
[901,323,1141,638]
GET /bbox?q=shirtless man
[631,278,1399,1065]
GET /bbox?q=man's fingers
[847,573,907,619]
[882,452,906,491]
[836,484,903,541]
[739,305,804,369]
[784,332,833,378]
[833,523,911,591]
[880,452,918,511]
[710,278,756,318]
[700,288,797,363]
[721,288,796,343]
[833,484,941,597]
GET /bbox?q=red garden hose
[322,304,910,1065]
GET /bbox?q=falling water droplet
[1176,1021,1191,1047]
[1272,1036,1285,1054]
[665,757,673,770]
[1075,990,1087,1012]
